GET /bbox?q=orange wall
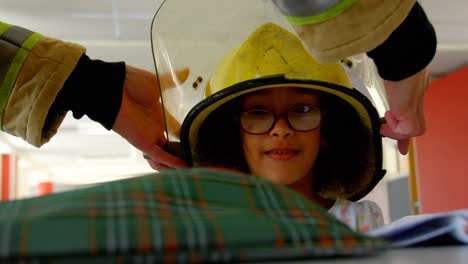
[415,66,468,213]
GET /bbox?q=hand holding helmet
[380,68,429,154]
[112,65,189,170]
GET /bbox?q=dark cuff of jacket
[48,55,125,130]
[367,2,437,81]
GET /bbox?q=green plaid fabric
[0,168,387,263]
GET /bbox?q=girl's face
[241,87,321,186]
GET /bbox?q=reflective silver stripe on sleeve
[271,0,343,17]
[0,40,20,87]
[0,25,34,106]
[0,25,34,47]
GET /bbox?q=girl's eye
[292,105,315,113]
[248,109,270,116]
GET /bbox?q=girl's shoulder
[328,198,384,232]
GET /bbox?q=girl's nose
[269,117,293,137]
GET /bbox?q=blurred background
[0,0,467,223]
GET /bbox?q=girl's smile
[264,148,300,160]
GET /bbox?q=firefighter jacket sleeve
[366,2,437,81]
[0,22,125,147]
[272,0,437,81]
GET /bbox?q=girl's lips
[264,149,300,160]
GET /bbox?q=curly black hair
[313,93,369,199]
[194,97,249,171]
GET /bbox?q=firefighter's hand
[112,65,189,170]
[380,68,429,155]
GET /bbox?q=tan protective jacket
[0,22,85,147]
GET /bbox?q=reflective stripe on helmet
[272,0,358,25]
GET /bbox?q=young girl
[175,23,386,232]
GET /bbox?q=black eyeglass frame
[239,105,324,135]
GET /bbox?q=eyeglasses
[240,105,322,135]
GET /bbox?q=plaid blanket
[0,168,387,263]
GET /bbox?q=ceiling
[0,0,467,189]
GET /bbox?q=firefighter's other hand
[380,68,429,155]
